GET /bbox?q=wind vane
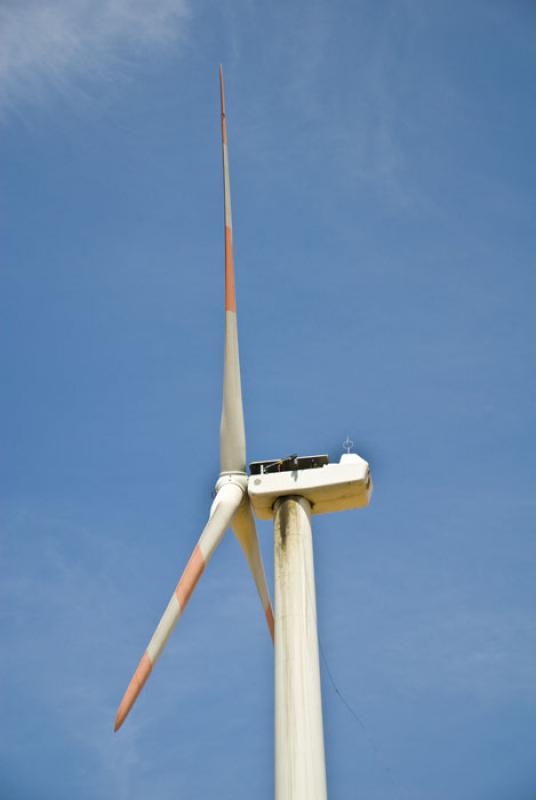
[343,435,354,453]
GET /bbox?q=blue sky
[2,1,536,798]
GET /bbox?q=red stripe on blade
[176,544,205,610]
[265,605,275,643]
[114,651,152,731]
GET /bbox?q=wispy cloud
[229,0,425,208]
[0,0,190,114]
[0,501,145,797]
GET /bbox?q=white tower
[249,451,372,798]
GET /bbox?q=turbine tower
[114,67,372,800]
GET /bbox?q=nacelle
[247,453,372,520]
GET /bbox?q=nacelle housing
[247,452,372,520]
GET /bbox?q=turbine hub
[215,471,248,495]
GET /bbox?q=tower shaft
[274,496,327,800]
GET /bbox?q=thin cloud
[0,0,190,114]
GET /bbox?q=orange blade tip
[266,605,275,643]
[219,65,225,114]
[113,652,152,733]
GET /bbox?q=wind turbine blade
[219,65,246,473]
[114,480,244,732]
[232,499,275,641]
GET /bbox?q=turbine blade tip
[219,66,225,115]
[113,651,153,733]
[266,605,275,643]
[114,703,128,732]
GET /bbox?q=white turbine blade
[219,65,246,473]
[232,498,274,641]
[114,480,244,731]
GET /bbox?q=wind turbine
[114,67,372,800]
